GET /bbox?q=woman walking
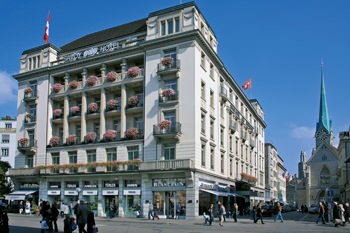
[254,202,264,224]
[274,202,284,223]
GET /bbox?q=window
[221,154,224,174]
[2,135,9,143]
[128,146,139,160]
[5,123,12,129]
[51,153,60,173]
[164,79,177,91]
[220,103,224,118]
[201,52,206,69]
[175,17,180,32]
[161,20,166,36]
[229,136,233,152]
[113,120,120,132]
[135,118,144,135]
[69,151,77,173]
[230,159,233,176]
[236,162,239,177]
[164,111,176,125]
[167,19,174,34]
[163,144,175,160]
[201,143,206,167]
[220,128,224,147]
[201,81,206,100]
[210,119,214,140]
[87,150,96,172]
[210,90,214,108]
[94,123,100,140]
[26,156,33,168]
[106,148,117,171]
[209,63,214,77]
[1,148,9,157]
[27,130,35,147]
[75,125,81,143]
[210,147,214,170]
[29,105,37,122]
[201,113,206,135]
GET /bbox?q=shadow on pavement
[9,225,63,233]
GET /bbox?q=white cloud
[291,126,315,140]
[0,71,17,104]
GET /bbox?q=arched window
[319,166,330,185]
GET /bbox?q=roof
[60,18,147,53]
[149,1,196,17]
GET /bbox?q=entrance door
[165,192,175,218]
[104,196,118,218]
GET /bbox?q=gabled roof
[307,141,338,164]
[60,18,147,53]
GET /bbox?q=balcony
[51,114,63,123]
[8,168,39,176]
[17,139,37,154]
[159,91,179,105]
[126,94,144,113]
[153,122,182,140]
[124,128,144,140]
[24,115,36,127]
[23,92,37,102]
[140,159,193,171]
[68,111,81,122]
[86,109,100,120]
[126,67,144,79]
[105,105,121,117]
[220,85,228,101]
[240,172,257,185]
[157,59,180,75]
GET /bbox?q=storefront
[82,181,98,215]
[63,181,79,206]
[152,178,186,219]
[102,180,119,218]
[123,179,141,217]
[47,182,61,207]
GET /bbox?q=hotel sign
[64,41,119,62]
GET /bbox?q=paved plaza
[7,212,350,233]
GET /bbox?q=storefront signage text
[153,178,186,187]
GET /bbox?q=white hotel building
[0,119,17,168]
[10,2,266,218]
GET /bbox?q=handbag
[41,219,49,229]
[71,221,77,231]
[92,226,99,233]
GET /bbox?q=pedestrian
[153,203,160,220]
[327,202,332,222]
[300,204,304,214]
[344,203,349,223]
[323,202,329,222]
[252,204,257,222]
[316,202,325,224]
[76,201,88,233]
[232,203,238,223]
[64,215,73,233]
[176,203,181,219]
[51,203,60,232]
[208,203,214,225]
[148,202,154,220]
[218,202,224,226]
[333,202,341,227]
[254,202,264,224]
[339,204,345,226]
[86,207,96,233]
[0,208,9,233]
[274,202,284,223]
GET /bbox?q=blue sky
[0,0,349,175]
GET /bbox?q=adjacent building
[9,2,266,218]
[337,129,350,202]
[0,119,17,168]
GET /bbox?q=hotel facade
[10,2,266,218]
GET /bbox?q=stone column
[82,68,88,84]
[120,85,126,138]
[120,59,128,138]
[81,93,87,141]
[100,88,106,140]
[118,178,125,217]
[100,64,106,83]
[63,96,69,143]
[64,72,69,91]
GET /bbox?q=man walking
[254,202,264,224]
[316,202,326,224]
[274,202,284,223]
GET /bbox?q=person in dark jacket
[254,202,264,224]
[87,209,96,233]
[0,208,9,233]
[64,215,73,233]
[76,201,88,233]
[51,203,60,232]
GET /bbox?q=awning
[5,190,37,201]
[200,189,240,197]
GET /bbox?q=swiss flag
[43,11,50,44]
[242,79,252,90]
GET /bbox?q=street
[7,211,350,233]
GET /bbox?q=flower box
[106,71,118,82]
[52,83,63,93]
[86,75,97,87]
[128,96,139,106]
[161,57,173,66]
[107,99,118,110]
[85,132,97,143]
[159,120,171,129]
[127,66,140,78]
[162,88,176,97]
[67,135,77,145]
[241,172,258,183]
[70,106,80,115]
[19,137,28,146]
[88,102,99,113]
[104,130,117,141]
[24,87,33,95]
[125,128,139,139]
[49,136,59,147]
[69,80,78,89]
[53,109,63,118]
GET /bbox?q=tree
[0,161,12,196]
[1,115,15,120]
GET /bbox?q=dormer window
[160,17,180,36]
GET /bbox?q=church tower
[315,62,333,148]
[298,151,307,179]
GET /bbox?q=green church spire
[316,61,331,133]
